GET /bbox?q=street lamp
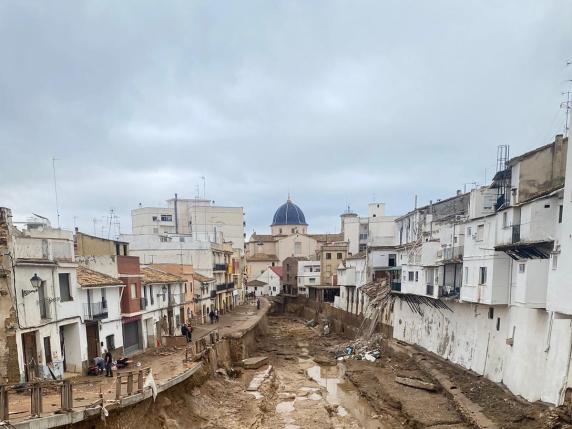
[22,273,42,297]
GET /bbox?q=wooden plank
[395,376,437,392]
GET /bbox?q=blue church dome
[272,198,307,226]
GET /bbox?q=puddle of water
[276,401,296,413]
[306,364,386,429]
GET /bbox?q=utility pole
[52,158,60,228]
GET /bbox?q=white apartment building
[131,196,245,253]
[391,134,570,405]
[297,260,320,297]
[335,253,367,315]
[341,203,396,255]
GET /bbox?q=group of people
[180,321,193,342]
[208,308,220,324]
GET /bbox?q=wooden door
[179,307,185,324]
[86,323,100,363]
[22,332,38,381]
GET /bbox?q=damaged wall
[0,207,20,383]
[393,300,572,405]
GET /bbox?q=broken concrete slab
[243,356,269,369]
[395,376,438,392]
[246,365,273,391]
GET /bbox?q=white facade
[131,198,245,253]
[256,268,281,297]
[335,256,367,314]
[297,261,320,297]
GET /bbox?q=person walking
[256,298,261,310]
[214,308,219,323]
[104,349,113,377]
[186,322,193,342]
[209,309,215,324]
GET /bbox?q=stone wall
[0,207,20,383]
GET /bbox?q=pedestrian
[209,309,215,324]
[181,323,189,340]
[104,348,113,377]
[214,308,219,323]
[94,355,104,375]
[186,322,193,342]
[257,298,260,310]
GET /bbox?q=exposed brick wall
[0,207,20,383]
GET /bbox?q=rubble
[332,335,383,362]
[395,376,438,392]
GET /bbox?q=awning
[495,240,553,260]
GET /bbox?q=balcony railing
[216,283,234,292]
[441,246,463,261]
[213,263,228,272]
[84,301,108,320]
[512,224,521,243]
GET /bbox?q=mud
[73,313,564,429]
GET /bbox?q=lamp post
[22,273,42,297]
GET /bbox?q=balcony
[213,263,228,272]
[210,290,217,299]
[439,246,463,262]
[84,301,108,320]
[216,282,235,292]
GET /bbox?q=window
[453,236,458,243]
[496,317,501,331]
[518,263,525,273]
[179,237,185,243]
[415,271,419,282]
[502,212,508,228]
[559,205,564,223]
[408,271,414,281]
[39,281,49,319]
[295,242,302,255]
[309,278,316,283]
[106,334,116,351]
[101,288,107,309]
[479,267,487,285]
[160,214,172,222]
[160,236,169,242]
[150,285,154,305]
[43,337,52,364]
[388,254,396,267]
[488,308,494,319]
[467,227,472,236]
[326,253,332,260]
[58,273,72,302]
[279,228,282,234]
[337,253,342,260]
[476,224,484,241]
[464,267,469,283]
[152,216,158,221]
[552,254,559,270]
[291,228,295,233]
[130,283,137,299]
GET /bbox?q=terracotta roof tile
[76,266,124,288]
[193,272,215,283]
[247,253,279,262]
[141,266,185,284]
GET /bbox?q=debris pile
[333,335,383,362]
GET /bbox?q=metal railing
[441,246,463,261]
[390,281,402,292]
[438,285,460,298]
[213,263,227,271]
[84,301,108,320]
[216,283,234,292]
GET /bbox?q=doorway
[85,322,100,363]
[22,331,39,381]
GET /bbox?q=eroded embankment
[67,310,268,429]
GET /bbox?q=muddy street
[172,314,471,429]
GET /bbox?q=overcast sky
[0,1,571,237]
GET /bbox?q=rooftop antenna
[52,158,60,228]
[496,145,510,172]
[201,176,206,199]
[561,89,571,137]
